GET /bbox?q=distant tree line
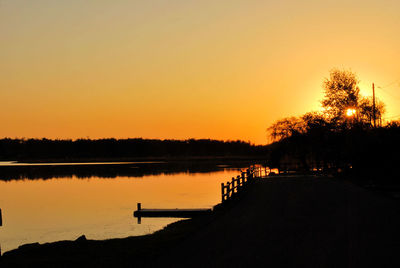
[265,69,400,184]
[0,138,267,161]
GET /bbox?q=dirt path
[2,176,400,267]
[156,176,400,267]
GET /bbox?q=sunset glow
[1,1,400,144]
[346,108,357,117]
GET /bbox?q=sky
[1,0,399,144]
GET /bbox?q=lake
[0,162,250,254]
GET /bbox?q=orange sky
[1,1,399,144]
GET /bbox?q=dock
[133,166,268,223]
[134,203,211,223]
[134,205,212,218]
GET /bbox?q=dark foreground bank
[2,176,400,267]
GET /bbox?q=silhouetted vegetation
[0,138,267,162]
[266,69,400,186]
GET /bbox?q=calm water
[0,164,245,254]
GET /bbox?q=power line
[376,78,400,98]
[368,79,400,122]
[376,86,400,103]
[384,114,400,120]
[379,79,400,89]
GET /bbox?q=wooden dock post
[231,177,235,194]
[137,203,141,224]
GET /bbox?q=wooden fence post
[227,182,231,199]
[221,183,225,202]
[219,168,258,205]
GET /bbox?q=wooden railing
[221,166,267,203]
[251,165,270,178]
[133,166,269,223]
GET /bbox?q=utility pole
[372,83,376,127]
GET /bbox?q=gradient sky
[1,0,399,144]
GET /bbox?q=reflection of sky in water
[0,168,243,254]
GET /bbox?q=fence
[133,166,269,223]
[221,166,268,203]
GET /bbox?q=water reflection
[0,163,251,254]
[0,161,254,181]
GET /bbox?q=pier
[134,203,211,223]
[133,166,268,223]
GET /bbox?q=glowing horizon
[1,1,399,144]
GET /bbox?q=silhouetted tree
[386,120,400,129]
[267,117,305,142]
[264,68,399,180]
[301,112,331,132]
[321,69,360,125]
[358,96,385,127]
